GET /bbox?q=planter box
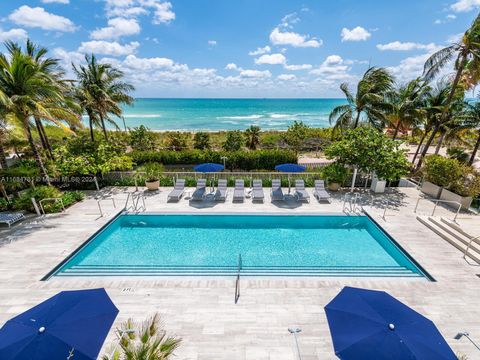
[370,176,386,193]
[439,188,472,211]
[421,181,442,199]
[145,180,160,191]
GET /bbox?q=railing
[123,193,133,211]
[39,197,65,215]
[235,253,242,304]
[343,193,358,213]
[134,194,146,212]
[414,197,462,222]
[97,198,116,217]
[464,234,480,262]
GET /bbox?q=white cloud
[254,53,286,65]
[376,41,439,51]
[78,41,139,56]
[104,0,175,24]
[239,69,272,78]
[341,26,371,42]
[435,13,457,24]
[451,0,480,12]
[248,46,271,56]
[310,55,351,79]
[278,74,296,81]
[269,27,322,48]
[225,63,238,70]
[9,6,76,32]
[284,63,312,70]
[447,32,464,43]
[41,0,69,3]
[90,17,140,40]
[208,40,217,46]
[0,28,28,42]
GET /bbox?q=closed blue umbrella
[0,288,119,360]
[325,286,456,360]
[275,163,306,193]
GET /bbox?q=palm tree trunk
[392,120,401,140]
[23,117,50,186]
[469,129,480,165]
[438,54,467,125]
[434,131,445,155]
[34,117,54,160]
[0,128,8,169]
[412,131,428,165]
[353,111,361,128]
[87,111,95,142]
[99,114,108,141]
[416,126,439,170]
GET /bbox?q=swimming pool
[51,214,429,278]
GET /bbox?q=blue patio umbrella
[194,163,224,191]
[275,163,306,193]
[0,288,119,360]
[324,286,457,360]
[193,163,224,173]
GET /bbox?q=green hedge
[129,149,297,170]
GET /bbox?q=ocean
[103,98,347,131]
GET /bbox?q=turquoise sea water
[99,98,347,131]
[56,215,425,278]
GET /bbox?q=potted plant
[421,155,461,199]
[321,162,348,191]
[441,166,480,210]
[142,162,163,191]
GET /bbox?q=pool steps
[416,216,480,264]
[57,265,421,277]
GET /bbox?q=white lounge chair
[252,179,264,202]
[233,179,245,202]
[294,179,310,202]
[167,179,185,202]
[271,179,284,201]
[214,179,228,201]
[191,179,207,201]
[0,212,25,228]
[313,180,331,203]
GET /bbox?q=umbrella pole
[288,174,291,194]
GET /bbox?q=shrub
[422,155,462,187]
[283,121,309,154]
[140,162,164,182]
[450,166,480,197]
[447,146,469,163]
[0,198,9,211]
[129,125,156,151]
[321,163,349,184]
[129,149,296,170]
[193,132,211,150]
[13,185,85,213]
[164,132,189,150]
[223,131,244,151]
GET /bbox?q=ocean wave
[218,115,264,120]
[123,114,161,118]
[269,113,295,119]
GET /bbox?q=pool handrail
[414,197,462,222]
[235,253,242,304]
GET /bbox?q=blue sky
[0,0,479,97]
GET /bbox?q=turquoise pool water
[54,214,427,278]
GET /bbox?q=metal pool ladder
[235,253,242,304]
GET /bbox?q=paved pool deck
[0,186,479,359]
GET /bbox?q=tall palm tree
[386,78,429,140]
[463,101,480,165]
[73,55,134,141]
[244,125,261,150]
[415,80,464,170]
[0,41,78,184]
[423,13,480,133]
[329,67,394,130]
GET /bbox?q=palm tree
[462,102,480,165]
[0,41,78,184]
[0,119,8,169]
[102,313,181,360]
[386,78,429,140]
[73,55,134,141]
[329,67,394,130]
[244,125,261,150]
[423,13,480,134]
[415,80,464,170]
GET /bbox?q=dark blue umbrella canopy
[274,163,306,173]
[0,288,119,360]
[324,287,456,360]
[193,163,224,173]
